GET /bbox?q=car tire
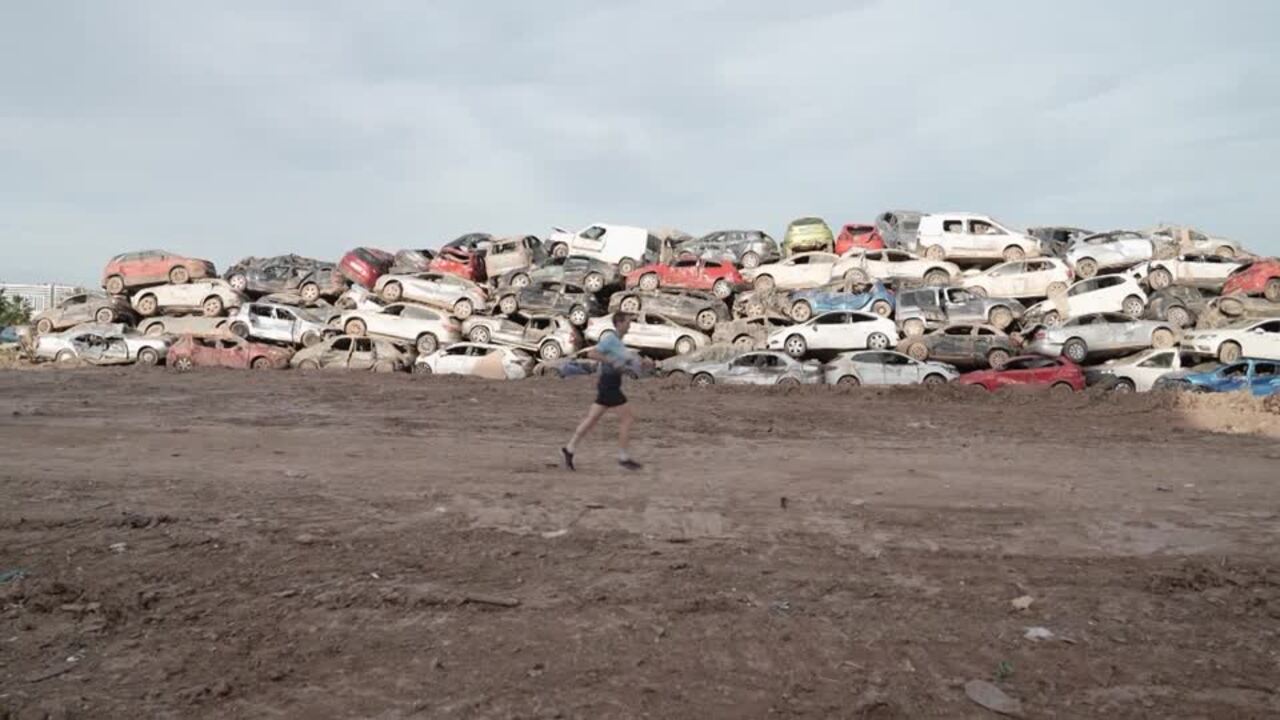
[712,279,732,299]
[675,336,695,355]
[639,273,660,291]
[1165,305,1191,328]
[498,295,518,315]
[986,348,1011,368]
[1151,328,1175,348]
[907,342,929,361]
[692,372,714,387]
[297,359,320,370]
[619,296,641,314]
[417,334,439,355]
[539,341,563,361]
[230,322,250,339]
[1051,381,1075,394]
[1148,268,1173,290]
[202,296,224,317]
[1112,378,1136,393]
[301,331,321,348]
[870,300,892,317]
[784,334,807,358]
[95,308,116,324]
[732,335,755,351]
[373,361,395,373]
[988,306,1014,329]
[136,295,158,316]
[469,325,491,343]
[169,266,190,284]
[923,245,945,261]
[1218,341,1242,363]
[837,375,860,386]
[35,318,54,335]
[451,299,473,319]
[1215,245,1236,259]
[790,300,813,322]
[344,318,367,336]
[1002,245,1025,262]
[778,377,801,387]
[922,373,947,386]
[173,356,193,372]
[55,350,76,364]
[695,309,719,331]
[144,322,165,337]
[583,273,605,293]
[412,362,433,375]
[228,273,247,292]
[967,286,988,298]
[753,275,775,292]
[1122,295,1145,318]
[136,348,159,366]
[903,318,925,337]
[1063,338,1088,363]
[550,243,569,260]
[569,306,588,326]
[511,273,532,290]
[923,269,950,286]
[867,332,890,350]
[740,252,761,269]
[105,275,125,295]
[617,258,637,275]
[251,357,273,370]
[1266,278,1280,302]
[300,283,321,303]
[1075,258,1098,278]
[380,282,403,303]
[1042,310,1062,327]
[1046,281,1067,296]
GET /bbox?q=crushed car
[1065,231,1155,278]
[914,213,1043,263]
[782,217,835,255]
[1221,258,1280,301]
[1181,319,1280,363]
[1137,254,1242,291]
[833,249,960,287]
[497,281,600,327]
[31,292,136,335]
[960,258,1073,299]
[626,257,746,299]
[496,254,620,293]
[675,229,780,268]
[1153,358,1279,397]
[897,324,1018,369]
[895,286,1023,335]
[290,335,412,372]
[786,279,894,322]
[1022,275,1148,326]
[338,247,394,290]
[224,255,347,302]
[711,314,794,350]
[227,301,334,348]
[834,223,885,255]
[743,252,840,292]
[373,271,487,319]
[1083,347,1183,393]
[609,288,729,332]
[167,334,294,371]
[33,327,169,366]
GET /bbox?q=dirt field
[2,369,1279,719]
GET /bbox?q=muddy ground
[1,369,1278,719]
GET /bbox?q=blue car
[1153,357,1280,397]
[786,280,894,323]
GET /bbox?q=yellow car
[782,217,834,255]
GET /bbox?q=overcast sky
[2,1,1277,285]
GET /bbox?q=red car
[1222,259,1280,301]
[167,334,294,371]
[102,250,217,295]
[625,257,745,299]
[835,224,885,255]
[338,247,394,290]
[956,355,1084,392]
[428,246,486,283]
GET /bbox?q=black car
[225,255,347,302]
[497,255,621,293]
[674,230,781,269]
[1144,286,1218,328]
[609,288,730,332]
[495,281,600,327]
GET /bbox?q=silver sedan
[822,350,959,386]
[668,349,824,386]
[1025,312,1178,363]
[34,327,170,366]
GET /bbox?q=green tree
[0,290,32,326]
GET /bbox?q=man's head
[612,312,633,336]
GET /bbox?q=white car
[741,252,839,292]
[833,249,960,287]
[1085,348,1183,392]
[413,342,535,380]
[373,272,487,319]
[1138,254,1243,291]
[822,350,959,386]
[227,302,332,348]
[138,315,229,338]
[767,310,899,358]
[1182,319,1280,363]
[545,223,660,275]
[130,280,246,318]
[586,312,710,356]
[339,302,462,354]
[1023,275,1148,326]
[1065,231,1154,278]
[914,213,1042,263]
[961,258,1073,299]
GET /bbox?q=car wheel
[95,308,116,324]
[1002,245,1026,262]
[712,279,733,299]
[498,295,518,315]
[903,318,925,337]
[1148,268,1172,290]
[550,243,569,260]
[35,318,54,335]
[173,356,194,372]
[202,296,224,317]
[790,300,812,322]
[1046,281,1067,296]
[784,334,807,358]
[867,332,890,350]
[251,357,273,370]
[416,334,438,355]
[1218,341,1242,363]
[1151,328,1175,348]
[228,273,247,292]
[539,341,563,361]
[1075,258,1098,278]
[695,309,719,331]
[836,375,860,386]
[1063,338,1088,363]
[144,322,165,337]
[412,362,433,375]
[136,347,160,366]
[1122,295,1145,318]
[1051,381,1075,394]
[1165,305,1191,328]
[906,342,929,361]
[675,336,695,355]
[922,373,947,386]
[380,282,403,303]
[967,285,988,298]
[986,348,1011,368]
[844,268,870,284]
[1112,378,1136,393]
[753,275,775,293]
[692,372,714,387]
[453,298,474,319]
[137,295,158,316]
[639,273,660,291]
[617,258,637,275]
[169,266,190,284]
[923,245,945,261]
[300,283,321,303]
[297,359,320,370]
[230,322,250,338]
[569,306,588,326]
[923,269,950,286]
[1042,310,1062,327]
[778,377,801,387]
[583,273,604,293]
[619,296,641,314]
[732,335,755,351]
[511,273,531,290]
[870,300,892,317]
[105,275,125,295]
[1265,278,1280,302]
[301,331,321,348]
[740,252,761,269]
[468,325,491,343]
[988,306,1014,329]
[373,361,395,373]
[344,318,367,336]
[1215,245,1236,259]
[55,350,76,364]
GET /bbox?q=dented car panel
[34,328,170,365]
[166,334,294,371]
[290,334,413,371]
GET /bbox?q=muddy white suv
[915,213,1042,264]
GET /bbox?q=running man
[562,312,644,471]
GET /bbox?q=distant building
[0,283,83,313]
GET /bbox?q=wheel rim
[1044,312,1061,327]
[513,275,530,289]
[618,260,635,275]
[301,284,319,302]
[871,301,890,317]
[1123,297,1143,317]
[231,324,249,338]
[754,276,773,292]
[1078,260,1097,277]
[500,297,517,314]
[229,275,247,291]
[541,343,561,360]
[1221,344,1240,362]
[869,333,889,349]
[140,298,156,315]
[204,299,222,316]
[1167,307,1190,327]
[1152,329,1173,348]
[697,311,717,330]
[620,298,640,313]
[584,274,602,292]
[837,376,859,386]
[713,281,731,299]
[925,246,944,260]
[139,349,157,365]
[346,320,365,336]
[923,374,944,385]
[302,332,320,347]
[908,344,928,360]
[1114,381,1134,393]
[990,308,1012,328]
[1151,271,1170,289]
[640,275,658,291]
[1004,247,1024,261]
[106,277,124,294]
[471,327,491,343]
[455,300,472,318]
[36,319,53,334]
[733,336,754,350]
[904,320,924,337]
[96,309,114,323]
[175,357,192,371]
[571,308,587,325]
[742,253,760,269]
[1066,342,1086,362]
[418,336,437,354]
[989,351,1009,367]
[925,271,948,286]
[791,302,811,322]
[693,374,712,386]
[785,337,805,356]
[171,268,189,283]
[676,338,693,354]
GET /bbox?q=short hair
[612,312,633,329]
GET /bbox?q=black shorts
[595,388,628,408]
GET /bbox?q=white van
[915,213,1042,264]
[546,224,661,275]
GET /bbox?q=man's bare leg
[616,404,641,470]
[563,403,607,470]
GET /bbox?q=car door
[61,295,90,325]
[668,257,699,288]
[965,218,1002,255]
[1132,350,1176,391]
[347,338,377,370]
[322,337,354,369]
[878,352,916,384]
[799,254,834,286]
[944,288,984,323]
[721,353,759,385]
[273,306,301,343]
[364,304,400,337]
[752,353,789,384]
[1119,235,1153,264]
[807,313,847,350]
[985,262,1020,296]
[1214,363,1251,392]
[1242,320,1280,359]
[854,352,889,384]
[434,345,473,374]
[1249,361,1280,396]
